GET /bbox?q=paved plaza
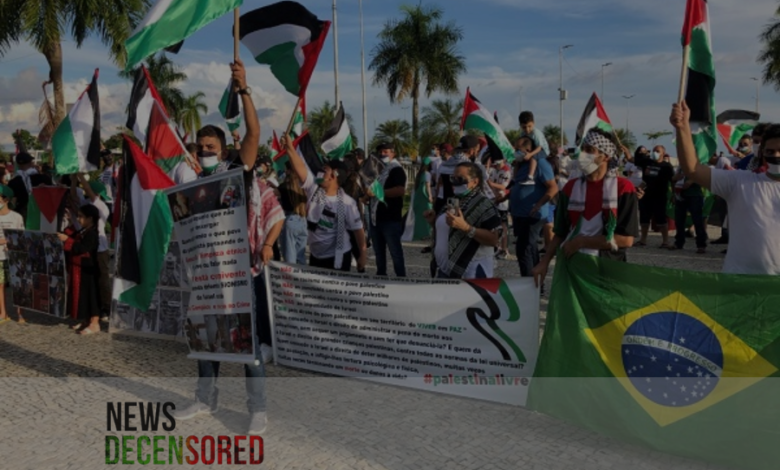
[0,232,731,470]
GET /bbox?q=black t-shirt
[8,173,54,221]
[375,167,407,222]
[636,156,674,196]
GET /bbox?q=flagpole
[332,0,340,105]
[233,9,240,61]
[678,46,689,104]
[286,96,304,137]
[359,0,368,150]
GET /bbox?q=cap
[0,184,14,200]
[441,143,454,153]
[375,142,394,153]
[458,135,480,150]
[15,152,33,165]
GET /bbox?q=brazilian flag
[529,254,780,469]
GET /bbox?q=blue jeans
[196,276,266,413]
[513,216,546,277]
[280,214,307,265]
[371,221,406,277]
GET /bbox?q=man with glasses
[671,102,780,274]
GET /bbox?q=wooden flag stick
[285,96,304,137]
[233,8,240,61]
[678,46,690,104]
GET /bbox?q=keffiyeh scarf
[247,177,285,276]
[309,187,349,269]
[16,168,37,194]
[370,159,401,226]
[439,191,497,278]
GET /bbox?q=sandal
[78,327,99,335]
[0,318,10,325]
[70,322,83,330]
[17,318,28,325]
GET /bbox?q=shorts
[639,195,667,226]
[498,210,508,224]
[0,260,7,285]
[546,205,556,224]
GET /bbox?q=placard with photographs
[6,230,68,318]
[109,236,191,340]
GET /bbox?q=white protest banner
[6,230,68,318]
[166,169,256,364]
[267,262,539,406]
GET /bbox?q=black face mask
[765,156,780,165]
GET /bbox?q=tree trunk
[43,41,66,126]
[412,74,420,158]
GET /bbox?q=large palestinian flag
[126,65,166,146]
[239,1,331,97]
[146,100,195,175]
[461,88,515,162]
[682,0,717,163]
[575,93,614,147]
[26,187,68,233]
[52,69,101,175]
[219,79,242,132]
[113,136,175,312]
[716,110,760,153]
[321,103,353,160]
[125,0,243,71]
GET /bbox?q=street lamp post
[332,0,340,105]
[559,45,573,148]
[359,0,368,149]
[622,94,635,133]
[601,62,612,103]
[751,77,760,114]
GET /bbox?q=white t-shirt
[711,169,780,275]
[434,214,494,279]
[489,165,512,211]
[0,210,24,261]
[624,162,644,188]
[302,171,363,259]
[169,161,198,185]
[79,189,110,253]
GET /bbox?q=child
[518,111,551,185]
[0,185,24,324]
[58,204,101,335]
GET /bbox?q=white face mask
[652,151,661,161]
[578,152,600,175]
[315,171,325,185]
[381,156,392,164]
[739,146,750,153]
[198,154,219,171]
[767,163,780,176]
[453,184,470,196]
[0,203,5,210]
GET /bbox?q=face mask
[651,151,661,161]
[315,171,325,185]
[198,152,219,172]
[768,164,780,176]
[738,146,750,153]
[453,185,471,197]
[578,152,600,175]
[381,156,391,164]
[0,203,5,210]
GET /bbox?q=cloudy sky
[0,0,778,152]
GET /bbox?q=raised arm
[281,135,308,184]
[233,59,259,171]
[671,101,711,189]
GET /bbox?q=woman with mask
[532,129,639,287]
[424,162,501,279]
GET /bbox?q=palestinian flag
[219,79,242,132]
[52,69,101,175]
[271,130,288,173]
[682,0,717,163]
[461,88,515,162]
[716,110,760,153]
[127,65,166,146]
[575,93,614,147]
[113,136,175,312]
[239,1,331,96]
[295,131,325,176]
[321,103,353,160]
[26,187,68,233]
[290,97,306,138]
[125,0,243,71]
[146,100,197,175]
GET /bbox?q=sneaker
[260,343,273,364]
[173,402,214,421]
[495,249,508,260]
[520,178,535,186]
[248,412,267,435]
[100,315,109,323]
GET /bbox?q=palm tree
[0,0,150,125]
[543,125,568,147]
[369,4,466,146]
[759,4,780,90]
[614,128,637,152]
[643,131,673,145]
[373,120,413,157]
[419,99,462,154]
[119,53,187,123]
[178,93,208,143]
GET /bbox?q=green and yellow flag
[529,254,780,470]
